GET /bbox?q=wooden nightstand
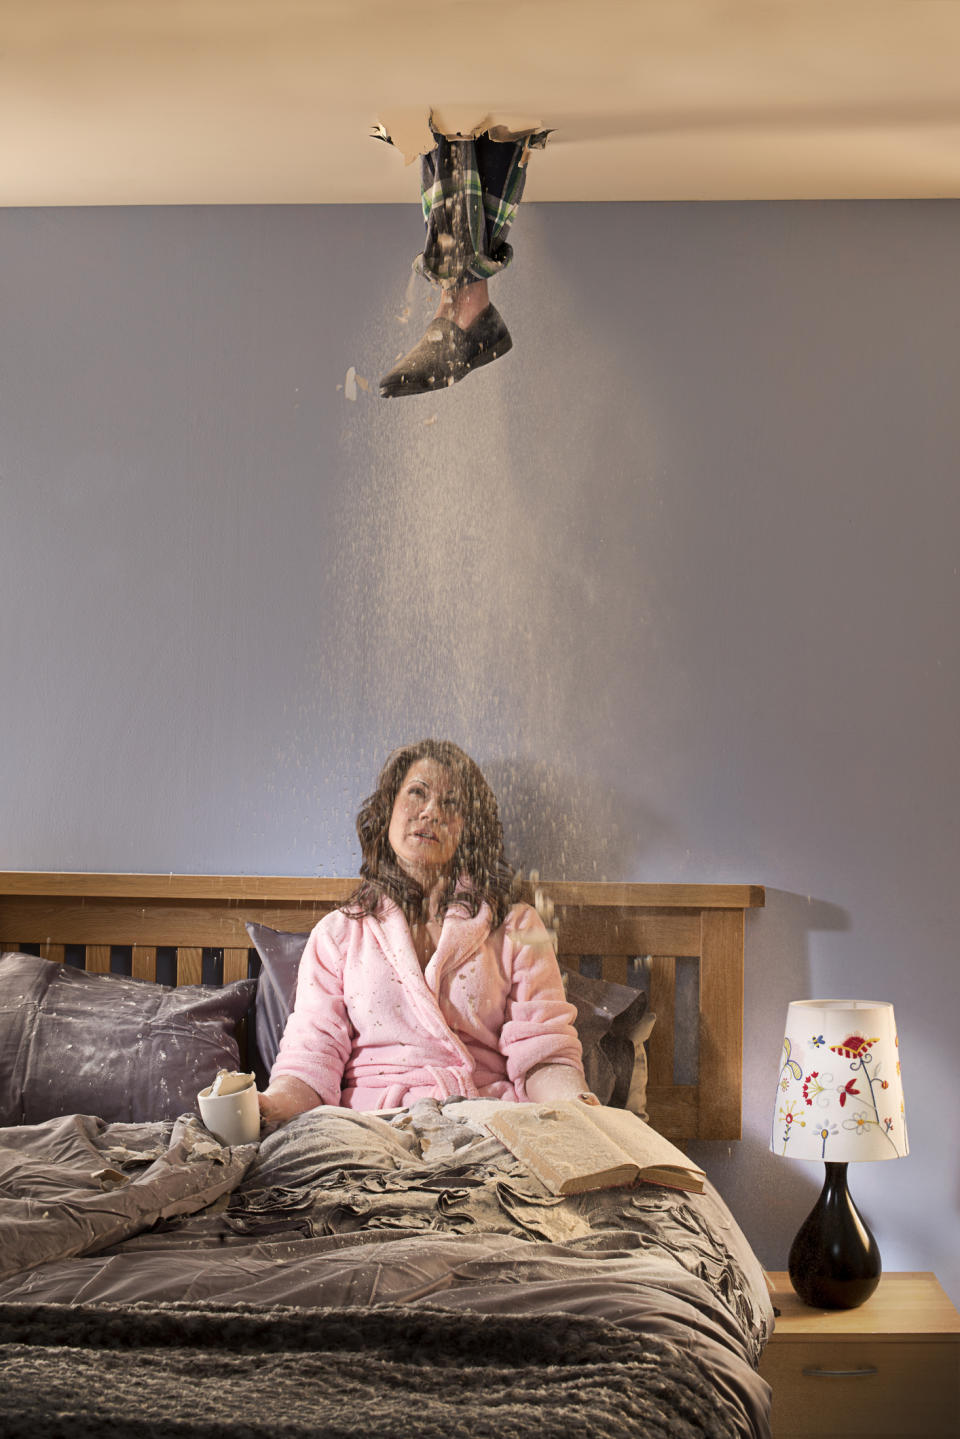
[759,1272,960,1439]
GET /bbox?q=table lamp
[771,999,907,1309]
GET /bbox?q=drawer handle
[801,1366,879,1379]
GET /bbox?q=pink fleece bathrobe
[270,897,582,1110]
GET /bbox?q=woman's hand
[523,1063,599,1105]
[258,1076,321,1133]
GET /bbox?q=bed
[0,872,770,1438]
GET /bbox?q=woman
[259,739,592,1128]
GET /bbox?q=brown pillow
[0,951,256,1126]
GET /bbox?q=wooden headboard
[0,873,764,1144]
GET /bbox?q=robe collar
[372,888,494,995]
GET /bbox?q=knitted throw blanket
[0,1301,742,1438]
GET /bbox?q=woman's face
[387,758,464,885]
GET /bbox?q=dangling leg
[379,129,543,398]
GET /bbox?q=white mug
[198,1071,261,1146]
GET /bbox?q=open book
[481,1101,705,1196]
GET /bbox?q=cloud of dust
[269,232,672,880]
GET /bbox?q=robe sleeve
[269,913,354,1106]
[498,904,583,1098]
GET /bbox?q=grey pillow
[561,968,655,1120]
[245,922,654,1118]
[0,951,256,1126]
[245,922,309,1073]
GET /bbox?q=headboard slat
[697,909,745,1140]
[132,945,158,982]
[86,945,111,974]
[647,956,677,1089]
[600,955,629,985]
[176,947,203,987]
[646,1083,698,1136]
[223,947,252,984]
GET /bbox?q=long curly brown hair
[344,739,516,928]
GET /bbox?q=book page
[482,1103,640,1195]
[580,1105,704,1182]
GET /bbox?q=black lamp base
[788,1161,881,1310]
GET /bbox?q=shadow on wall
[484,754,670,880]
[690,889,854,1272]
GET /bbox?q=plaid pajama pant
[417,129,548,288]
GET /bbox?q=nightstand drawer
[760,1339,959,1438]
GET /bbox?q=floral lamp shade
[772,999,907,1163]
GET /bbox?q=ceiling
[2,0,959,206]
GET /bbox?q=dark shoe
[379,305,512,398]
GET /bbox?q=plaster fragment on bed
[423,415,438,426]
[186,1138,230,1164]
[495,1181,593,1242]
[344,367,358,402]
[440,1099,508,1131]
[173,1116,235,1165]
[91,1167,130,1191]
[392,1098,484,1161]
[101,1139,168,1166]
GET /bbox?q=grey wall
[2,200,958,1303]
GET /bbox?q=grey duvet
[0,1101,773,1438]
